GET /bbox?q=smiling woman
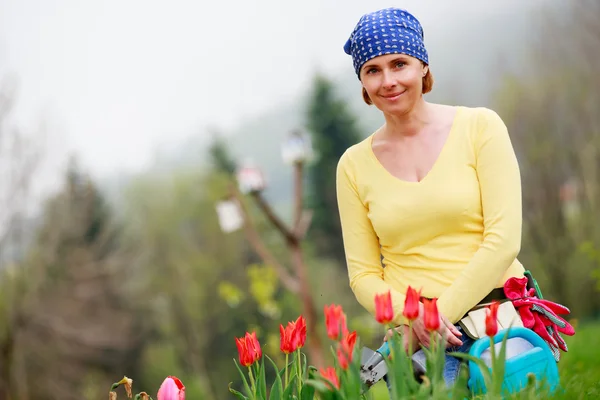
[334,6,567,394]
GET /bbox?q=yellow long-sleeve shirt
[336,106,525,325]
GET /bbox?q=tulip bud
[485,301,500,337]
[375,291,394,324]
[319,367,340,390]
[157,376,185,400]
[336,331,357,370]
[423,298,440,331]
[324,305,348,340]
[402,286,421,321]
[291,316,307,350]
[280,323,295,354]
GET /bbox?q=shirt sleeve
[437,108,523,323]
[336,151,409,326]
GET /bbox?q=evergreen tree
[305,74,362,264]
[208,132,237,176]
[16,160,148,399]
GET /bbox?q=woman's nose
[381,70,397,89]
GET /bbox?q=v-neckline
[368,106,462,185]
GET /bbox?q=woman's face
[360,54,428,115]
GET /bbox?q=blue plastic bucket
[467,327,560,395]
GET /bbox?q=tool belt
[458,287,523,341]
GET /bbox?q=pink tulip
[157,376,185,400]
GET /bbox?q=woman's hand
[386,303,463,350]
[412,302,463,349]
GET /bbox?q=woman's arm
[437,108,523,323]
[336,151,410,326]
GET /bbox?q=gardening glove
[503,277,575,357]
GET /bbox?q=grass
[367,320,600,399]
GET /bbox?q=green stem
[284,353,289,389]
[490,337,496,363]
[490,336,498,394]
[296,348,302,395]
[430,330,438,382]
[407,321,414,378]
[248,366,256,399]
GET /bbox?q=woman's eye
[395,62,406,68]
[367,68,378,74]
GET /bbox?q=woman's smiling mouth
[381,91,406,101]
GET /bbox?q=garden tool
[359,341,390,391]
[360,341,427,392]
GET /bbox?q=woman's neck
[382,99,432,139]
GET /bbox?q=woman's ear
[422,65,429,77]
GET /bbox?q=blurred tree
[305,74,362,265]
[122,169,272,399]
[208,131,237,176]
[0,77,44,400]
[8,159,149,400]
[495,0,600,318]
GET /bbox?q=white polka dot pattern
[343,8,429,78]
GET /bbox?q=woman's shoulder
[450,104,506,126]
[428,102,502,120]
[338,132,377,167]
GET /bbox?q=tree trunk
[0,332,14,400]
[290,243,324,368]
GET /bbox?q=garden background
[0,1,599,398]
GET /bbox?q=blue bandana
[344,8,429,79]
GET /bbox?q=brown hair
[362,68,434,105]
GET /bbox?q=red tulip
[319,367,340,390]
[336,331,357,370]
[324,304,349,340]
[235,332,262,367]
[157,376,185,400]
[291,316,307,350]
[247,332,262,361]
[403,286,421,321]
[279,323,295,354]
[423,298,440,332]
[375,291,394,324]
[485,301,500,337]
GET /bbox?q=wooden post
[228,156,324,368]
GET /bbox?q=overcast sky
[0,0,523,197]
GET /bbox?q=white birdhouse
[281,131,313,165]
[236,161,266,194]
[216,199,244,233]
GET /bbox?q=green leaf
[265,355,284,400]
[233,358,253,397]
[283,376,297,399]
[302,351,308,377]
[257,357,267,399]
[300,382,316,400]
[345,344,364,398]
[229,382,250,400]
[304,379,330,393]
[449,351,493,383]
[305,378,344,400]
[450,363,471,400]
[386,328,415,399]
[491,330,511,396]
[278,356,296,381]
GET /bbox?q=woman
[337,7,527,386]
